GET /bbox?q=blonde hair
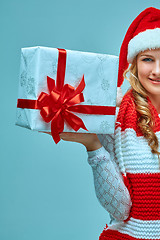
[123,57,160,158]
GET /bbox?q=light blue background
[1,1,160,240]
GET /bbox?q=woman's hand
[42,132,102,151]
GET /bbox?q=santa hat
[117,7,160,88]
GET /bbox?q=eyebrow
[140,54,153,57]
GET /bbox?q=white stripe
[108,217,160,239]
[115,127,160,174]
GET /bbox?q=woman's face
[137,48,160,98]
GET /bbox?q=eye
[142,58,153,62]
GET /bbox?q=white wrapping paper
[16,46,119,134]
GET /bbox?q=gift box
[16,46,119,143]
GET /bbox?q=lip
[149,78,160,84]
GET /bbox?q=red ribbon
[17,48,116,144]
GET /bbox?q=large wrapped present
[16,46,119,143]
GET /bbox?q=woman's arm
[42,131,132,220]
[87,136,132,221]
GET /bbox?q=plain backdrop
[1,1,160,240]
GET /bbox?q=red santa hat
[117,7,160,88]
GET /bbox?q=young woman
[46,7,160,239]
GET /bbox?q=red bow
[37,75,87,143]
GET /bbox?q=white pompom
[116,87,123,107]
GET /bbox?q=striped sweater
[87,89,160,240]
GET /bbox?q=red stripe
[99,229,159,240]
[17,99,116,115]
[56,48,67,91]
[68,105,116,115]
[126,172,160,220]
[17,99,40,109]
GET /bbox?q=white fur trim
[127,28,160,63]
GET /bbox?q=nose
[152,60,160,76]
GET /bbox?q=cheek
[137,63,151,79]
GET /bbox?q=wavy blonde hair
[123,57,160,158]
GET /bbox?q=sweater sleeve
[87,134,132,221]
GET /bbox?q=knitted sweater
[87,89,160,240]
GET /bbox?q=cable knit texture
[87,89,160,240]
[88,146,132,221]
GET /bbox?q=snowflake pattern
[97,62,110,91]
[20,70,27,87]
[26,77,35,95]
[16,109,30,128]
[52,61,58,75]
[101,78,110,91]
